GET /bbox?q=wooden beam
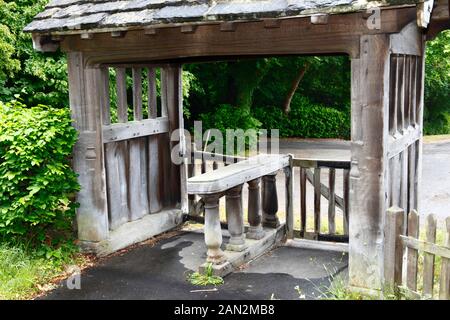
[220,22,236,32]
[349,33,391,291]
[61,8,418,65]
[417,0,435,28]
[181,25,197,34]
[310,13,329,25]
[31,34,60,52]
[102,117,169,143]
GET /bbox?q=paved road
[239,138,450,224]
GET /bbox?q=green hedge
[0,101,79,244]
[253,96,350,139]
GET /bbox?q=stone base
[263,219,280,228]
[199,261,233,277]
[194,224,285,278]
[226,242,248,252]
[246,227,265,240]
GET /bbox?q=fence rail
[385,207,450,299]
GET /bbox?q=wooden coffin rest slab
[187,154,290,195]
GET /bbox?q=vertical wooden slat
[100,67,111,125]
[128,67,149,220]
[407,142,416,212]
[106,67,129,230]
[397,55,405,132]
[148,68,158,118]
[400,150,408,217]
[406,210,419,292]
[384,207,405,291]
[300,167,307,235]
[328,168,336,235]
[404,56,411,128]
[439,216,450,300]
[116,67,128,122]
[147,68,162,213]
[423,214,437,298]
[162,65,183,208]
[410,56,417,125]
[314,168,321,235]
[285,157,294,239]
[343,168,349,235]
[390,55,399,135]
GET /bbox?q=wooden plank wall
[101,65,181,230]
[387,54,423,215]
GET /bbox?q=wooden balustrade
[187,148,351,244]
[187,154,291,266]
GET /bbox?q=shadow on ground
[42,232,348,300]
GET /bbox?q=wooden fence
[385,207,450,299]
[293,159,350,242]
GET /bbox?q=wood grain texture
[406,210,419,292]
[423,214,437,297]
[68,52,109,241]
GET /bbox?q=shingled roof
[24,0,421,34]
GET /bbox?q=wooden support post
[349,34,391,291]
[202,195,226,265]
[225,185,247,252]
[247,178,265,240]
[67,52,109,243]
[384,207,405,293]
[262,173,280,228]
[284,157,294,239]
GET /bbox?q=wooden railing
[385,207,450,299]
[186,146,351,243]
[293,159,350,242]
[186,151,292,266]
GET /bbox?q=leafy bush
[254,96,350,139]
[0,101,79,244]
[199,104,262,133]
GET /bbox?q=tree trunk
[283,63,309,114]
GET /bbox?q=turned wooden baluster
[247,178,265,239]
[225,185,247,251]
[202,194,226,264]
[262,173,280,228]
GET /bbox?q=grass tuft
[187,263,224,286]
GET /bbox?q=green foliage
[200,104,262,133]
[254,96,350,139]
[187,263,224,286]
[0,100,79,244]
[424,30,450,135]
